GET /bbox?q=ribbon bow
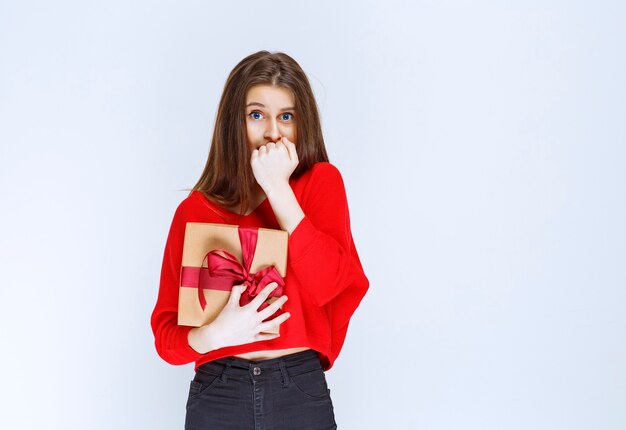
[196,226,285,311]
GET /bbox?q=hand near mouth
[250,136,299,195]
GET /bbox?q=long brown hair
[188,50,329,215]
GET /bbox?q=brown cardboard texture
[178,222,287,333]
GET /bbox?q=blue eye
[247,111,294,121]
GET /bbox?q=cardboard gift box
[178,222,288,333]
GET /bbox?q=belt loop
[221,358,233,383]
[279,360,290,387]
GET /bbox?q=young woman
[150,50,369,429]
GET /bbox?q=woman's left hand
[250,136,299,194]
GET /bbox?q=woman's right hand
[189,282,290,353]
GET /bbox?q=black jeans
[184,349,337,430]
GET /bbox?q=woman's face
[245,84,297,150]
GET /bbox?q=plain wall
[0,0,624,428]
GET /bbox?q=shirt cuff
[288,215,320,265]
[175,325,206,363]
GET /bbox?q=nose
[264,117,282,143]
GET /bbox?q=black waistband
[196,349,323,383]
[200,349,320,371]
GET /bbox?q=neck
[251,182,265,199]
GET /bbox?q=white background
[1,1,625,429]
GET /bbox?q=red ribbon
[180,226,285,312]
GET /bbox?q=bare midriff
[232,346,311,361]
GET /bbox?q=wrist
[264,181,291,199]
[188,323,222,354]
[264,182,304,234]
[203,322,223,351]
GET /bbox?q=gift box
[178,222,288,334]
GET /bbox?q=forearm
[188,323,222,354]
[265,183,305,234]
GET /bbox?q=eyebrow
[246,102,295,112]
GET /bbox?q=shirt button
[253,367,261,376]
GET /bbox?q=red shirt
[150,161,369,371]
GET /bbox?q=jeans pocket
[188,368,223,399]
[288,368,330,400]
